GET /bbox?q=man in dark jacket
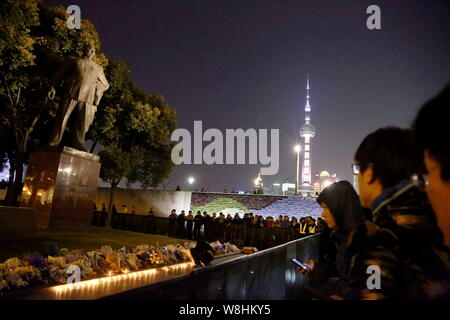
[193,211,203,240]
[176,210,186,238]
[351,127,450,299]
[202,212,212,240]
[168,209,177,237]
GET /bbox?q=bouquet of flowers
[0,241,195,295]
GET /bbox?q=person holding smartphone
[294,180,368,299]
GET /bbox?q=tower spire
[305,73,311,123]
[299,73,316,195]
[306,73,310,105]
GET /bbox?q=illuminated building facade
[312,171,339,195]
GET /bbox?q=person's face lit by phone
[320,203,336,229]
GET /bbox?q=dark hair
[317,181,364,242]
[354,127,425,189]
[413,84,450,181]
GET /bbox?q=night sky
[45,0,450,192]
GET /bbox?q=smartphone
[290,258,309,271]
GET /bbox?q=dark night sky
[46,0,450,191]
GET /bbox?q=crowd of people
[166,209,326,241]
[296,85,450,300]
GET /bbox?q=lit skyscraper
[299,75,316,196]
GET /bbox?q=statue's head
[83,44,96,60]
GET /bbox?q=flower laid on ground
[209,241,240,255]
[0,242,195,295]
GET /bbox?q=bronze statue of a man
[47,44,109,152]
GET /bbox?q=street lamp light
[294,145,301,195]
[187,177,195,185]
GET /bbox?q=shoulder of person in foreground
[379,185,450,297]
[345,220,450,300]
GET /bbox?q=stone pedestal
[21,147,100,229]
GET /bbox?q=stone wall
[190,192,285,214]
[95,189,288,217]
[95,188,192,217]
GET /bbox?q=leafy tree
[90,60,177,227]
[0,2,106,204]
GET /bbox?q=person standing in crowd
[259,216,267,227]
[413,84,450,248]
[122,204,128,214]
[291,217,299,240]
[246,215,259,246]
[254,215,265,248]
[243,213,251,227]
[281,216,291,228]
[168,209,177,237]
[279,216,291,243]
[231,213,243,243]
[131,206,136,214]
[147,208,155,216]
[316,217,326,233]
[202,211,211,239]
[297,181,366,299]
[307,218,317,235]
[176,210,186,238]
[112,204,117,215]
[186,210,194,239]
[193,211,203,240]
[352,127,449,299]
[232,213,242,224]
[291,216,298,228]
[210,212,218,240]
[101,203,106,213]
[275,215,283,227]
[265,216,274,228]
[299,217,308,237]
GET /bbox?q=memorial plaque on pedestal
[21,147,100,229]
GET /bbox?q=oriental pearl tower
[298,74,316,196]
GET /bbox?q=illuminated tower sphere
[299,75,316,196]
[254,171,263,189]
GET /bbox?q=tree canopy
[86,59,177,226]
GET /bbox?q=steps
[254,196,322,219]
